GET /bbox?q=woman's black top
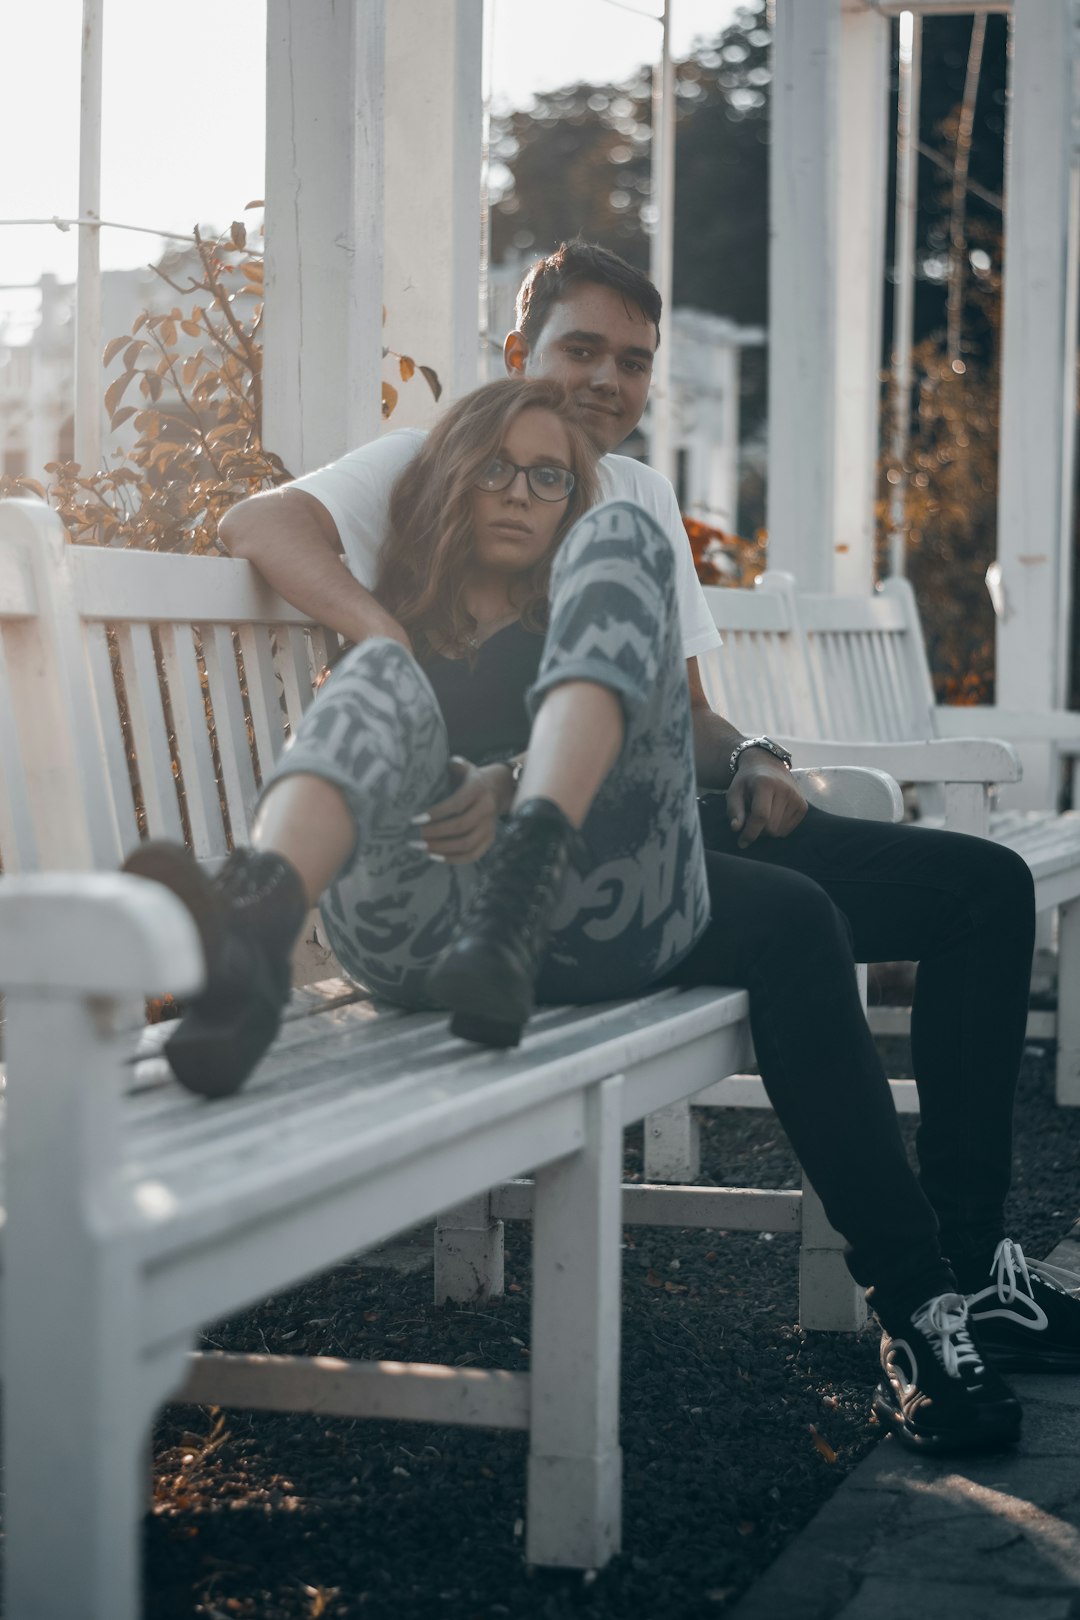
[419,621,543,764]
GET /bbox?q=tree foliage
[1,221,439,553]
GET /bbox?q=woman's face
[469,407,575,577]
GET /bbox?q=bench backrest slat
[200,624,261,845]
[84,623,142,855]
[238,624,289,784]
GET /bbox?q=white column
[767,0,841,590]
[834,1,890,594]
[383,0,484,427]
[74,0,103,477]
[648,1,676,483]
[769,0,889,594]
[263,0,385,476]
[996,1,1080,810]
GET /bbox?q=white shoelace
[912,1292,985,1378]
[991,1237,1080,1304]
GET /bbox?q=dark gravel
[144,1035,1080,1620]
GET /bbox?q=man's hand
[412,758,511,865]
[726,752,807,848]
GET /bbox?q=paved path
[730,1227,1080,1620]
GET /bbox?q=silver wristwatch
[728,735,793,779]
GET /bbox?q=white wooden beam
[834,0,891,593]
[263,0,385,475]
[770,0,889,594]
[178,1351,531,1430]
[996,0,1080,809]
[383,0,484,426]
[768,0,841,591]
[866,2,1009,14]
[74,0,103,478]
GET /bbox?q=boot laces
[991,1237,1080,1303]
[466,819,566,944]
[912,1292,985,1378]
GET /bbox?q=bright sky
[0,0,739,329]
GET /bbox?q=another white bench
[698,570,1080,1105]
[0,499,904,1620]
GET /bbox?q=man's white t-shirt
[291,429,722,660]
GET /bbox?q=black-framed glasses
[474,457,576,502]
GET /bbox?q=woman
[127,376,709,1092]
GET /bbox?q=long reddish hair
[375,377,600,656]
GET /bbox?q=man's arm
[687,658,806,847]
[218,486,410,647]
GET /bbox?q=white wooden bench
[0,499,904,1619]
[697,570,1080,1106]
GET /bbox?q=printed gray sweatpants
[266,499,710,1007]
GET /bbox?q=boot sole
[428,950,530,1049]
[872,1389,1022,1455]
[123,841,223,962]
[123,842,278,1100]
[974,1341,1080,1374]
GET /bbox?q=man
[220,240,1080,1453]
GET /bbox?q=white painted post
[834,0,890,595]
[643,1099,701,1182]
[648,1,676,484]
[527,1077,624,1569]
[434,1193,505,1303]
[996,1,1080,811]
[1056,897,1080,1106]
[263,0,385,475]
[770,0,889,595]
[799,959,868,1331]
[383,0,484,428]
[74,0,103,478]
[768,0,840,591]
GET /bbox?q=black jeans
[660,799,1036,1305]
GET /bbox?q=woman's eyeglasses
[474,458,576,502]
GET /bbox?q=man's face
[505,282,657,455]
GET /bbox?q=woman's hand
[412,758,513,864]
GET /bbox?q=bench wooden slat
[199,624,260,844]
[238,622,287,778]
[114,623,185,844]
[84,623,140,859]
[157,625,228,860]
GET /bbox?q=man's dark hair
[515,240,662,349]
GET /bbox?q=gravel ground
[144,1034,1080,1620]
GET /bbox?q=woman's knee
[553,499,675,595]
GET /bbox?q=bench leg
[526,1075,624,1569]
[798,1171,867,1332]
[643,1099,701,1182]
[1056,899,1080,1105]
[434,1193,505,1303]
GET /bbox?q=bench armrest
[772,735,1022,786]
[792,766,902,824]
[934,705,1080,754]
[0,873,204,996]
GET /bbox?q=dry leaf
[808,1423,837,1463]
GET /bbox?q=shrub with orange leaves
[0,219,439,554]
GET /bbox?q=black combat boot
[426,797,575,1048]
[123,841,307,1099]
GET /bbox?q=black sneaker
[426,797,574,1048]
[123,841,306,1099]
[963,1237,1080,1372]
[873,1291,1022,1454]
